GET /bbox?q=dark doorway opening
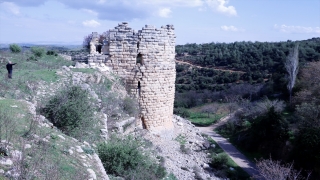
[136,53,143,64]
[141,116,147,129]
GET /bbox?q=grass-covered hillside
[0,46,170,180]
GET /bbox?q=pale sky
[0,0,319,45]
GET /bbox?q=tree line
[174,38,320,179]
[175,38,320,95]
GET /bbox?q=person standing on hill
[6,61,17,79]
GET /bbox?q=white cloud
[274,24,320,34]
[82,20,101,27]
[206,0,237,16]
[4,0,237,20]
[0,2,20,15]
[158,8,171,18]
[82,9,98,16]
[221,25,244,32]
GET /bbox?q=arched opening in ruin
[141,116,147,129]
[97,44,102,53]
[136,53,143,64]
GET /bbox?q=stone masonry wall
[88,22,176,133]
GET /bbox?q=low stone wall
[73,54,88,62]
[58,54,72,61]
[88,55,108,64]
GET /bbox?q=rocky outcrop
[136,115,221,180]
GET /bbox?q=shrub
[256,157,308,180]
[174,107,190,118]
[41,86,96,140]
[98,134,166,179]
[175,134,187,145]
[9,44,21,53]
[211,153,228,169]
[31,47,46,58]
[46,50,56,56]
[27,55,37,61]
[122,96,138,116]
[166,173,178,180]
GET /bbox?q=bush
[174,107,190,118]
[122,96,138,116]
[211,153,228,169]
[27,55,37,61]
[98,134,166,179]
[31,47,46,58]
[256,157,308,180]
[9,44,21,53]
[46,50,56,56]
[41,86,96,140]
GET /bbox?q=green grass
[207,137,251,180]
[0,99,31,140]
[13,69,59,82]
[0,98,98,179]
[188,112,224,126]
[0,50,109,179]
[0,51,74,99]
[179,102,230,126]
[71,68,96,74]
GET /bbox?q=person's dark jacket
[6,63,16,71]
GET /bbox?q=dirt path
[175,59,246,74]
[197,113,262,179]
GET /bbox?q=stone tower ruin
[88,22,176,133]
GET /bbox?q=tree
[31,47,46,58]
[9,44,21,53]
[200,105,217,118]
[294,61,320,105]
[256,157,310,180]
[285,44,299,103]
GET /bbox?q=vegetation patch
[207,137,250,179]
[71,68,96,74]
[175,103,227,126]
[0,99,90,179]
[40,86,99,141]
[188,112,224,126]
[98,134,167,180]
[0,50,73,99]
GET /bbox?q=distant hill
[0,43,82,50]
[175,37,320,93]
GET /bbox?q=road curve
[197,114,262,179]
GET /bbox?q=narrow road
[197,113,262,179]
[175,59,246,74]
